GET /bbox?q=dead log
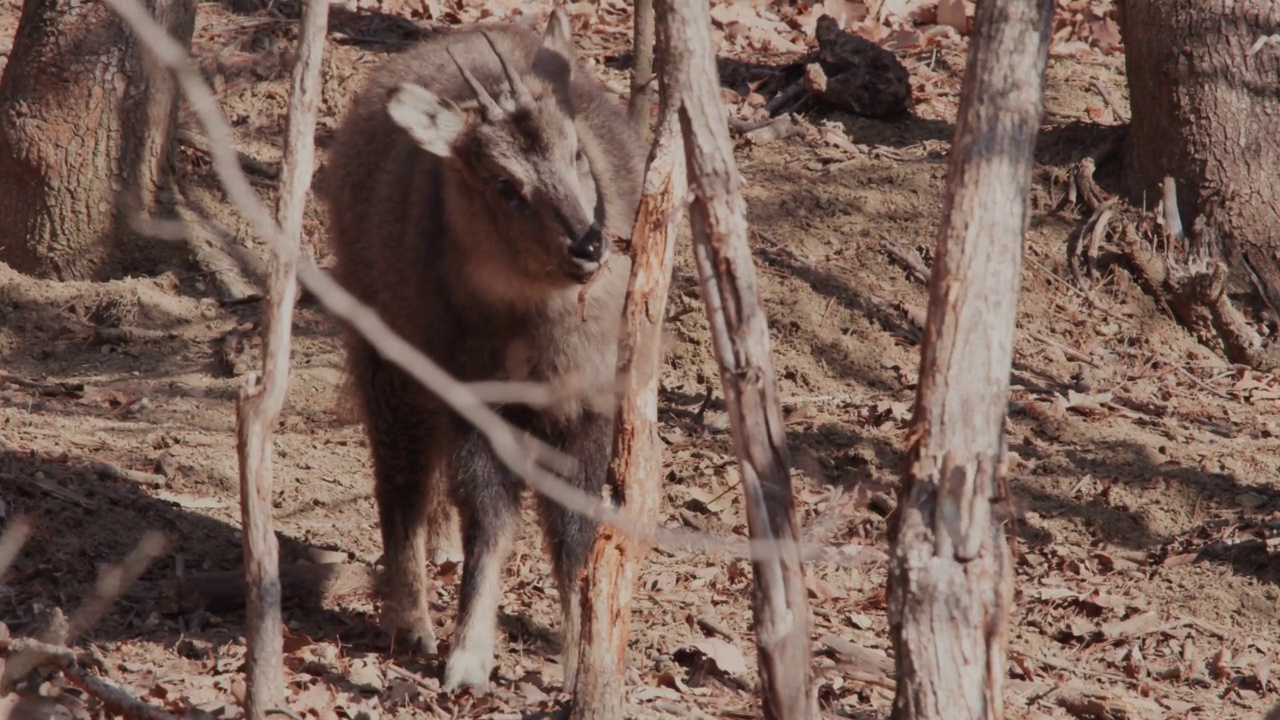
[885,0,1054,717]
[655,1,814,718]
[235,0,328,715]
[570,89,687,718]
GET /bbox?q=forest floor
[4,0,1280,719]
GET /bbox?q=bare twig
[2,532,166,695]
[0,515,35,582]
[64,664,184,720]
[234,0,329,713]
[66,531,168,642]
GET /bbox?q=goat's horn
[447,45,503,119]
[479,30,533,107]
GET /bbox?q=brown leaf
[684,638,749,678]
[935,0,966,33]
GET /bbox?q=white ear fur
[387,82,466,158]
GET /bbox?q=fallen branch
[164,562,374,614]
[64,664,183,720]
[91,461,166,488]
[879,233,930,283]
[178,128,279,180]
[0,372,84,398]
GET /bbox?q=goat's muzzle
[565,225,608,281]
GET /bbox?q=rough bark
[655,1,813,718]
[628,0,654,140]
[569,101,686,720]
[885,0,1053,718]
[1118,0,1280,314]
[0,0,193,280]
[236,0,327,716]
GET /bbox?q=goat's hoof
[405,625,439,657]
[382,610,439,656]
[443,646,495,693]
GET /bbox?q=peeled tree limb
[886,0,1053,718]
[569,104,686,720]
[654,1,813,718]
[236,0,328,715]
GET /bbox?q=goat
[322,8,645,693]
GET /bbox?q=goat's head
[386,10,609,288]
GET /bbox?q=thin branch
[0,515,34,582]
[66,531,168,643]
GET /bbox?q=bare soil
[3,1,1280,719]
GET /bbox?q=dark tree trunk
[0,0,194,280]
[1119,0,1280,313]
[886,0,1053,717]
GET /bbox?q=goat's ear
[387,82,466,158]
[533,8,574,86]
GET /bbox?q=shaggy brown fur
[322,9,645,694]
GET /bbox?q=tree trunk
[886,0,1053,717]
[655,1,813,718]
[1118,0,1280,313]
[569,101,686,720]
[0,0,193,280]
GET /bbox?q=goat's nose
[568,225,606,263]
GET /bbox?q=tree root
[1064,159,1280,372]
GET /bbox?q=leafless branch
[232,0,329,712]
[66,531,168,643]
[1,532,168,703]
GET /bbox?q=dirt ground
[4,0,1280,718]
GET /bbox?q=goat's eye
[492,176,523,205]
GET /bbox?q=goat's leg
[535,411,613,694]
[444,430,521,692]
[359,346,443,656]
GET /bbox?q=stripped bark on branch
[570,98,686,720]
[654,1,813,718]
